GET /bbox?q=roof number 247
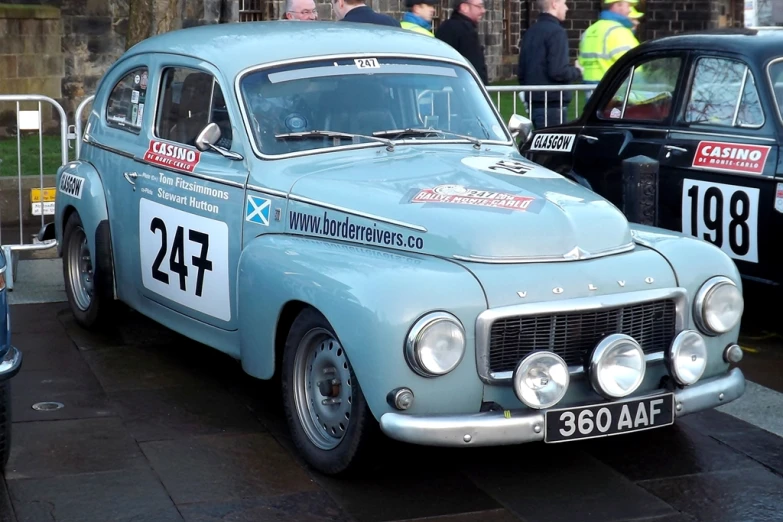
[681,179,759,263]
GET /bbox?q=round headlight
[589,334,646,399]
[668,330,707,386]
[694,276,743,335]
[405,312,466,377]
[512,351,569,409]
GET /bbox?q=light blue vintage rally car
[52,21,747,475]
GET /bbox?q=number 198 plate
[545,393,674,443]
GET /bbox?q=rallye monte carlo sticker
[410,184,536,212]
[528,133,575,152]
[691,141,771,175]
[144,140,202,173]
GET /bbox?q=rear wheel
[62,213,113,329]
[281,308,376,475]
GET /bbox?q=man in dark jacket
[517,0,582,128]
[332,0,400,26]
[435,0,488,84]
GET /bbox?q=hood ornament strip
[452,242,635,264]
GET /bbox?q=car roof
[640,27,783,63]
[122,21,468,78]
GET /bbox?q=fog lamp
[723,344,743,364]
[668,330,708,386]
[589,334,646,399]
[512,351,569,409]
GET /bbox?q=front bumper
[379,368,745,447]
[0,346,22,382]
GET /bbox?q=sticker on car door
[681,179,759,263]
[529,133,575,152]
[139,198,231,320]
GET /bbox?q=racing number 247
[149,218,213,297]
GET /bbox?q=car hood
[284,147,633,261]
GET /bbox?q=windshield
[239,57,509,156]
[768,60,783,122]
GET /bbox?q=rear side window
[599,56,682,123]
[155,67,233,150]
[106,67,149,133]
[683,57,763,128]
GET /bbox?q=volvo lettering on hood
[144,140,202,173]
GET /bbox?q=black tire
[0,380,11,468]
[281,308,376,476]
[62,213,114,329]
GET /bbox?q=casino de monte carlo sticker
[144,140,201,173]
[691,141,771,175]
[411,184,536,212]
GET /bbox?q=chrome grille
[488,299,677,373]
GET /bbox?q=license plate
[545,393,675,443]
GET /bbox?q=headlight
[405,312,465,377]
[693,276,743,335]
[589,334,646,399]
[668,330,707,386]
[512,351,569,409]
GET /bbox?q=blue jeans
[531,107,569,129]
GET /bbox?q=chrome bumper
[379,368,745,447]
[0,346,22,382]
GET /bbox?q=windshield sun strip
[268,64,458,84]
[232,53,513,159]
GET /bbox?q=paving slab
[7,469,183,522]
[639,468,783,522]
[177,490,351,522]
[140,432,320,505]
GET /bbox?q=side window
[106,67,148,132]
[599,56,682,123]
[683,57,763,128]
[155,67,233,150]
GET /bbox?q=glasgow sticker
[529,133,575,152]
[59,173,85,199]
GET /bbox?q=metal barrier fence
[486,84,596,127]
[73,95,95,159]
[0,95,63,290]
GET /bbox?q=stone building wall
[0,4,64,133]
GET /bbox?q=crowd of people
[518,0,643,128]
[282,0,489,85]
[282,0,644,130]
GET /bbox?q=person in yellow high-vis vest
[401,0,437,36]
[578,0,640,85]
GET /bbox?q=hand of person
[575,59,583,73]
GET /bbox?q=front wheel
[281,308,376,476]
[62,212,113,329]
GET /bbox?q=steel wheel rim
[293,327,353,451]
[67,226,94,311]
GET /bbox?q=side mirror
[195,123,244,161]
[195,122,222,152]
[508,114,533,144]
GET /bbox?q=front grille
[488,299,677,373]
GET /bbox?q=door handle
[123,171,137,190]
[664,145,688,153]
[580,134,599,142]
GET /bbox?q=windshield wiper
[373,128,482,149]
[275,129,395,151]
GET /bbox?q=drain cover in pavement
[32,402,65,411]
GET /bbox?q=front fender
[237,235,488,421]
[631,225,742,378]
[54,160,109,263]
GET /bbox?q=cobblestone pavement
[1,298,782,522]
